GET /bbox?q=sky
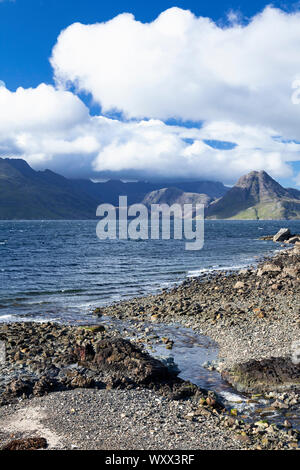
[2,0,300,186]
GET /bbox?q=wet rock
[162,381,201,400]
[79,325,105,333]
[92,308,103,317]
[33,376,56,396]
[91,338,176,385]
[5,378,33,398]
[75,343,95,362]
[70,373,95,389]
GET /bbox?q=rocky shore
[101,233,300,388]
[0,230,299,450]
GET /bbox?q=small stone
[235,433,251,444]
[233,281,245,289]
[206,397,216,407]
[150,314,159,321]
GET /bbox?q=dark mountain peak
[0,158,22,179]
[237,170,272,186]
[235,170,287,201]
[206,169,300,219]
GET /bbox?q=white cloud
[0,83,88,133]
[91,118,296,182]
[51,6,300,140]
[1,7,300,185]
[0,82,297,183]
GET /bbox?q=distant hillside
[0,158,228,219]
[142,187,213,208]
[0,158,98,219]
[206,170,300,220]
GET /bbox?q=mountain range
[1,158,300,220]
[0,158,227,219]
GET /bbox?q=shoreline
[100,242,299,370]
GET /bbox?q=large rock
[273,228,291,242]
[222,357,300,393]
[74,338,201,399]
[257,263,282,276]
[283,266,300,278]
[284,236,300,244]
[1,437,47,450]
[95,338,176,384]
[76,338,177,385]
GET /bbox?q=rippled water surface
[1,219,300,322]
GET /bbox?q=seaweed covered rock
[74,338,203,399]
[1,437,47,450]
[76,337,177,385]
[222,357,300,393]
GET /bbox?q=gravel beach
[0,388,246,450]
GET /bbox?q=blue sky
[0,0,295,90]
[1,0,300,186]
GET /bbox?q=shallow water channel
[101,316,300,431]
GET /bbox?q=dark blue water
[1,219,300,323]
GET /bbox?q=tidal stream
[101,315,300,431]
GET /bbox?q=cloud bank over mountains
[2,6,300,184]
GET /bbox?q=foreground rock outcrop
[0,322,200,407]
[222,357,300,393]
[1,437,47,451]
